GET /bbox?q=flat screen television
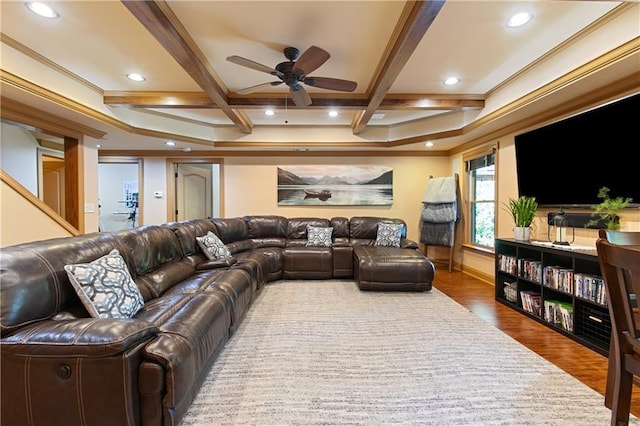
[514,92,640,208]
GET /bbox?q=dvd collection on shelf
[544,300,574,332]
[519,258,542,283]
[520,290,542,316]
[497,254,606,308]
[574,272,607,305]
[543,265,574,294]
[497,254,518,275]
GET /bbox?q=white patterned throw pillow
[64,249,144,319]
[306,226,333,247]
[374,222,404,248]
[196,231,232,260]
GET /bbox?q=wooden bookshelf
[495,238,609,356]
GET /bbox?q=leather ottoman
[353,245,434,291]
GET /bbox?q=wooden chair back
[600,229,640,246]
[596,230,640,424]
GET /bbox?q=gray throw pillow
[306,226,333,247]
[374,222,403,248]
[64,249,144,319]
[196,231,232,260]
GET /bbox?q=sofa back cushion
[209,217,248,243]
[115,225,192,299]
[286,217,330,240]
[330,217,350,238]
[165,219,217,257]
[0,232,123,336]
[245,215,288,239]
[330,216,351,247]
[349,216,407,246]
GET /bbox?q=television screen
[514,92,639,208]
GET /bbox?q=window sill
[461,243,494,256]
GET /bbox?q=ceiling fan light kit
[227,45,357,107]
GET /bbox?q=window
[465,149,496,248]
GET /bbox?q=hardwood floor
[433,269,640,418]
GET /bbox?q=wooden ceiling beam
[121,0,252,134]
[353,0,446,134]
[104,91,483,110]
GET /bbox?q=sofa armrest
[401,239,419,249]
[195,257,238,271]
[1,318,158,357]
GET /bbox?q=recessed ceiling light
[425,142,434,148]
[96,144,102,148]
[165,141,176,146]
[264,109,275,116]
[443,76,460,86]
[127,73,145,82]
[328,110,338,117]
[25,2,59,18]
[506,12,532,28]
[372,113,386,120]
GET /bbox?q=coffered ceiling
[1,1,638,153]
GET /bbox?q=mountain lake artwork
[277,165,393,205]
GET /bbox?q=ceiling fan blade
[303,77,357,92]
[292,46,330,76]
[226,55,283,77]
[235,81,283,95]
[289,84,312,107]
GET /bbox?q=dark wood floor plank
[433,270,640,417]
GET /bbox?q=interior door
[176,163,212,220]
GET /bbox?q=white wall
[142,158,168,225]
[1,123,38,195]
[84,144,99,233]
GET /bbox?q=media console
[495,238,610,356]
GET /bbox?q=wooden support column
[64,136,84,233]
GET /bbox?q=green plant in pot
[505,196,538,241]
[586,186,633,230]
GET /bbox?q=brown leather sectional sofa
[0,215,434,426]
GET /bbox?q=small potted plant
[587,186,633,230]
[505,196,538,241]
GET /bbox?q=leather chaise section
[353,245,434,291]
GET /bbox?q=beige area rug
[180,280,638,425]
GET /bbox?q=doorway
[38,148,65,217]
[170,161,222,221]
[98,160,142,232]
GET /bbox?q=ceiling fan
[227,46,357,107]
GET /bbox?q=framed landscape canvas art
[277,165,393,206]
